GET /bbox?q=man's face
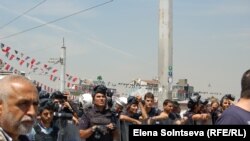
[114,104,123,113]
[163,102,174,113]
[0,82,39,135]
[40,109,54,125]
[128,104,138,114]
[211,102,219,112]
[93,93,106,107]
[144,97,154,108]
[222,98,231,110]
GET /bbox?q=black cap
[187,94,201,109]
[127,96,138,105]
[50,91,67,99]
[38,98,54,113]
[39,90,50,99]
[200,98,209,105]
[93,85,107,96]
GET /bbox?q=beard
[2,112,35,135]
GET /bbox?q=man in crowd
[28,98,59,141]
[216,69,250,125]
[79,85,118,141]
[141,92,161,124]
[0,75,39,141]
[50,91,80,141]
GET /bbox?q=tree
[97,75,102,81]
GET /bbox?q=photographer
[183,94,211,125]
[50,91,80,141]
[79,85,118,141]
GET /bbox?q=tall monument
[158,0,173,108]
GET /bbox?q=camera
[92,125,110,139]
[106,88,114,97]
[106,88,115,108]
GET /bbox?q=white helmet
[79,93,93,109]
[115,96,127,108]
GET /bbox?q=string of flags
[1,42,222,95]
[0,42,83,89]
[0,43,143,92]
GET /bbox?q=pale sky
[0,0,250,100]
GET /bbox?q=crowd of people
[0,68,250,141]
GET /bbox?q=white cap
[79,93,93,108]
[115,96,127,107]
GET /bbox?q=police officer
[183,94,211,125]
[78,85,118,141]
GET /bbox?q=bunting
[0,42,83,87]
[9,54,15,60]
[4,64,10,70]
[72,77,77,82]
[52,69,58,73]
[2,46,10,53]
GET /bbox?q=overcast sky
[0,0,250,100]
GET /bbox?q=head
[163,99,174,113]
[187,94,201,112]
[0,75,39,138]
[63,90,71,101]
[199,98,209,113]
[220,96,231,110]
[38,90,50,100]
[143,92,155,109]
[50,91,67,109]
[114,96,127,113]
[172,101,181,113]
[241,69,250,99]
[92,85,107,108]
[210,99,220,112]
[126,96,139,114]
[38,99,54,126]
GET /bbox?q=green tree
[97,75,102,81]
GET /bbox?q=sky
[0,0,250,100]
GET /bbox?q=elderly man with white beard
[0,75,39,141]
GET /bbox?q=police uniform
[79,106,115,141]
[79,85,116,141]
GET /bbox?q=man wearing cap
[79,85,118,141]
[119,95,147,141]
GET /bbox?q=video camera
[106,88,114,97]
[48,91,73,120]
[92,124,116,140]
[106,88,114,108]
